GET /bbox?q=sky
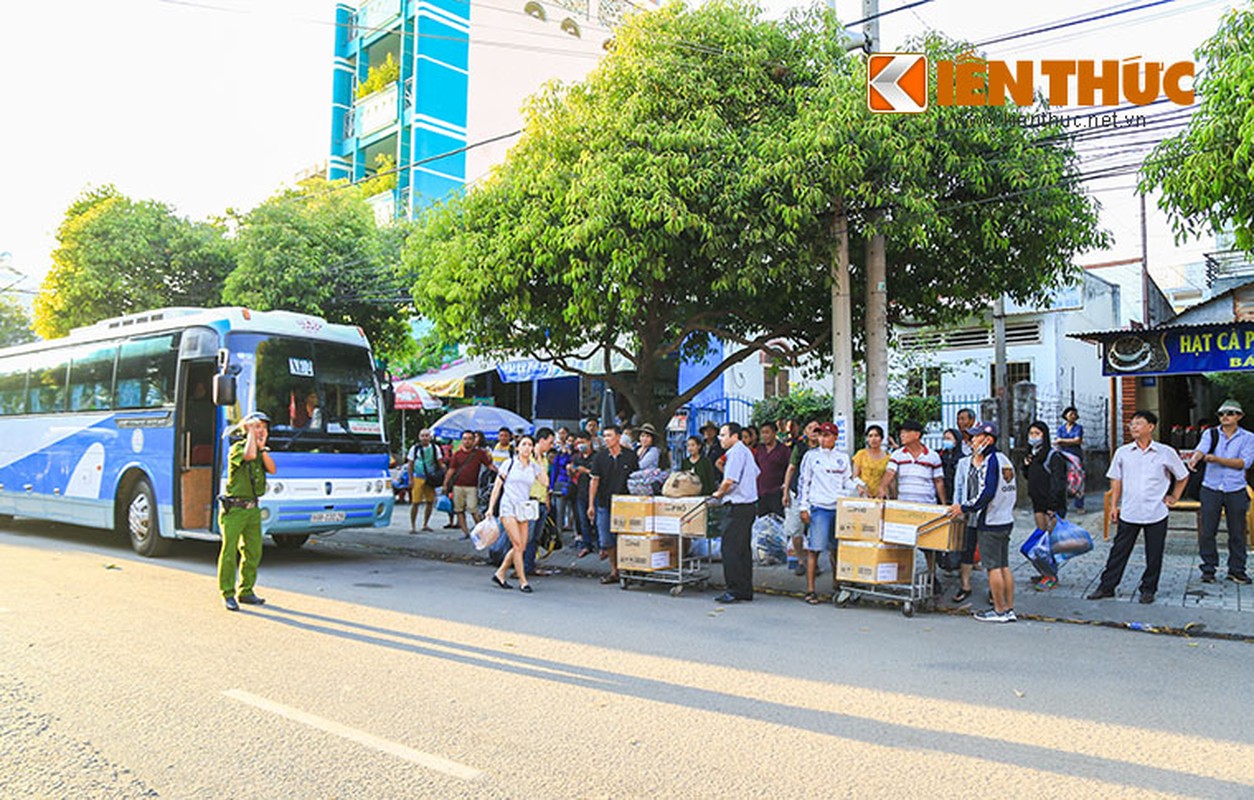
[0,0,1239,306]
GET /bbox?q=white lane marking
[0,607,10,613]
[223,689,482,782]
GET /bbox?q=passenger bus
[0,307,394,556]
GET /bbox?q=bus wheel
[124,478,169,557]
[273,534,309,550]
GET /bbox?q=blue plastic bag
[1048,518,1093,568]
[1020,527,1055,577]
[435,492,453,514]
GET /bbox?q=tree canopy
[34,185,235,338]
[223,179,413,359]
[1141,3,1254,251]
[0,297,35,347]
[405,1,1107,424]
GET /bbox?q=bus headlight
[270,482,285,495]
[374,479,385,493]
[260,507,271,521]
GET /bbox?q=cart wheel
[669,585,684,597]
[620,578,629,590]
[834,589,852,608]
[902,602,915,618]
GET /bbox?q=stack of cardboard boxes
[834,498,963,585]
[611,495,709,572]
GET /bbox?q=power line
[975,0,1180,48]
[847,0,935,28]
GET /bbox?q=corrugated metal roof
[1068,320,1253,342]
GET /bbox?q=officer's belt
[219,496,259,510]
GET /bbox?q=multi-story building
[329,0,648,224]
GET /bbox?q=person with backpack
[1021,420,1068,590]
[1056,406,1086,511]
[1187,399,1254,585]
[406,428,446,533]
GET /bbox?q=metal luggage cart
[618,497,714,597]
[833,568,935,617]
[833,514,952,617]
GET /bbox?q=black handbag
[1184,428,1218,501]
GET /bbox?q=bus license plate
[310,511,346,523]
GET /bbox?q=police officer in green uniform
[218,411,276,611]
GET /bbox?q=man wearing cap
[218,412,276,612]
[712,422,761,603]
[949,421,1019,622]
[700,421,724,473]
[1089,410,1189,605]
[796,421,853,604]
[882,419,946,505]
[1188,400,1254,585]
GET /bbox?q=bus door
[177,360,217,531]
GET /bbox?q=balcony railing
[355,82,399,138]
[355,0,400,38]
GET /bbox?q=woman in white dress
[488,435,546,593]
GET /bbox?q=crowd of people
[378,401,1253,622]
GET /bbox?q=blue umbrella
[430,406,534,441]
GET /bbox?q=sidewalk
[319,495,1254,641]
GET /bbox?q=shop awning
[1068,321,1254,376]
[495,352,637,383]
[413,358,494,397]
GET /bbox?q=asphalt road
[2,519,1252,799]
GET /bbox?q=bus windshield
[228,333,385,452]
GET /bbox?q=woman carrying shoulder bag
[488,435,545,593]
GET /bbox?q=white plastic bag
[470,516,501,550]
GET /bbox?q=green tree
[34,185,235,338]
[762,23,1108,331]
[225,179,412,358]
[404,2,1105,427]
[1142,3,1254,250]
[0,297,35,347]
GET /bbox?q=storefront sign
[1101,324,1254,376]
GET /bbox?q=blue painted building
[330,0,645,223]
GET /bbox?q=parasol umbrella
[392,379,443,455]
[430,406,534,441]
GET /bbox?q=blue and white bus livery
[0,307,395,556]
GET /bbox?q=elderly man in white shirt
[797,421,854,605]
[1088,410,1189,605]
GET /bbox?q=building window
[763,366,788,400]
[989,361,1032,394]
[906,367,941,398]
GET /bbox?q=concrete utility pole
[832,202,855,453]
[861,0,889,439]
[865,222,888,433]
[1140,192,1150,325]
[993,295,1009,445]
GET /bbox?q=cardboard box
[610,495,654,534]
[617,535,678,572]
[836,541,916,585]
[836,497,883,541]
[881,501,954,547]
[916,517,965,551]
[652,497,709,537]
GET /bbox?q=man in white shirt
[882,419,946,504]
[1088,410,1189,605]
[797,421,853,604]
[712,422,760,604]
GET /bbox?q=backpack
[1045,449,1085,498]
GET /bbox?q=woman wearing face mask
[939,428,963,508]
[1021,420,1068,590]
[851,425,890,498]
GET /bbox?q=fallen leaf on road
[1013,690,1025,698]
[1187,642,1199,647]
[103,563,121,570]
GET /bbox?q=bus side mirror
[213,373,236,407]
[377,368,395,412]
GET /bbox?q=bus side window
[27,350,69,414]
[0,356,29,415]
[68,344,117,412]
[117,334,180,409]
